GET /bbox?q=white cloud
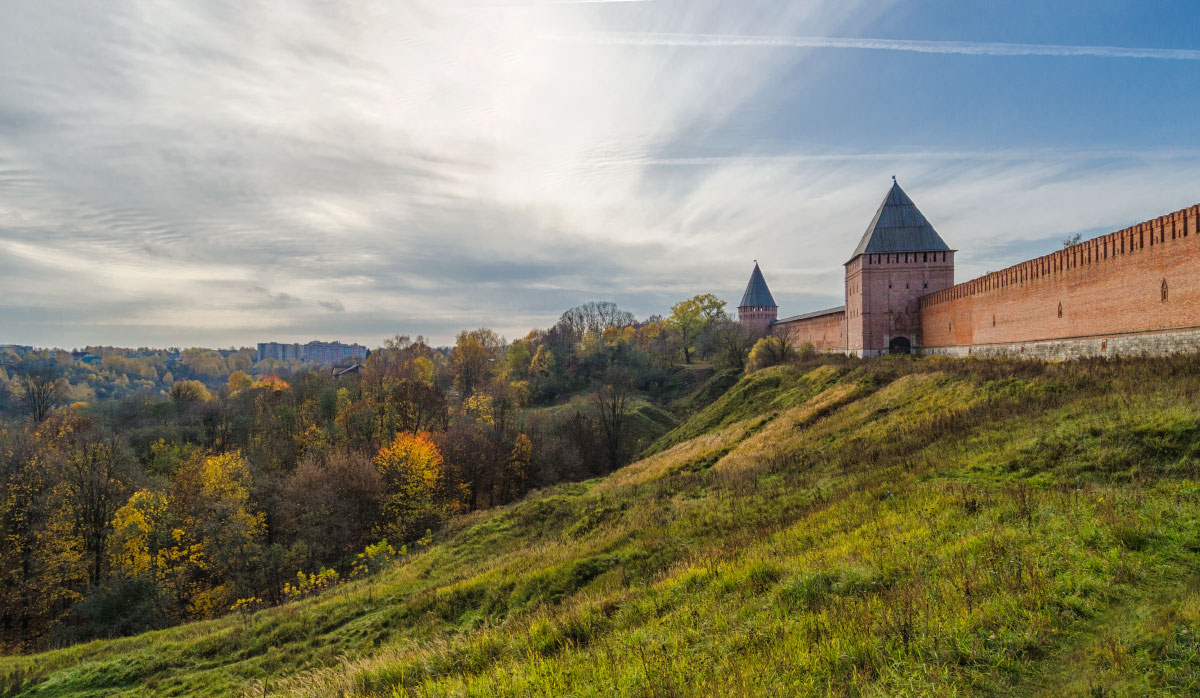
[0,0,1196,348]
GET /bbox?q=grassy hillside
[4,356,1200,697]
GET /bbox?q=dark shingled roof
[850,180,951,260]
[738,262,777,308]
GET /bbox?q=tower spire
[738,262,778,334]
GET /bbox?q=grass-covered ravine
[4,355,1200,697]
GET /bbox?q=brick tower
[844,179,955,356]
[737,262,779,335]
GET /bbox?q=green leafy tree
[667,293,727,364]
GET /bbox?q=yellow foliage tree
[528,345,554,377]
[227,370,253,393]
[108,489,170,579]
[374,432,445,542]
[746,335,797,374]
[167,380,211,403]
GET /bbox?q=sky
[2,0,1200,349]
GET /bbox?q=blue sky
[2,0,1199,348]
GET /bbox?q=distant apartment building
[256,340,366,364]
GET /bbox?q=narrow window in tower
[1162,279,1169,302]
[992,314,996,327]
[923,282,928,289]
[1057,302,1063,319]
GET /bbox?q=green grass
[4,356,1200,697]
[529,393,680,454]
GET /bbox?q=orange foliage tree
[374,432,449,542]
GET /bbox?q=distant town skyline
[3,1,1200,348]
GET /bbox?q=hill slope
[3,356,1200,697]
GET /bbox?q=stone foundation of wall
[921,327,1200,361]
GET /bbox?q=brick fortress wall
[771,309,847,352]
[919,203,1200,358]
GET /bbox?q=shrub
[746,336,797,373]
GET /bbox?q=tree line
[0,295,801,651]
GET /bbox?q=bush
[746,336,797,373]
[48,577,171,647]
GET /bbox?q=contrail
[457,0,650,6]
[539,32,1200,61]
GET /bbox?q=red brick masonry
[775,309,846,352]
[921,203,1200,354]
[770,201,1200,359]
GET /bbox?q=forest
[0,294,782,652]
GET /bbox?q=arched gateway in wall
[736,180,1200,361]
[737,179,956,357]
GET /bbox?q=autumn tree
[108,489,172,583]
[450,328,501,397]
[167,380,211,404]
[227,371,254,393]
[746,335,797,373]
[168,452,266,616]
[279,451,385,567]
[16,364,66,423]
[668,293,727,364]
[0,428,58,650]
[529,345,554,378]
[374,432,447,543]
[36,414,131,587]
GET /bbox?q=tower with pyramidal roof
[844,178,955,356]
[737,261,778,335]
[746,178,1200,360]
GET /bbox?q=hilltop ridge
[3,355,1200,697]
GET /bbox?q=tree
[36,414,131,587]
[746,335,797,373]
[501,340,532,380]
[592,367,635,468]
[169,452,265,617]
[703,318,757,370]
[450,329,501,397]
[374,432,446,542]
[504,433,532,502]
[16,364,66,423]
[167,380,211,404]
[528,345,554,378]
[108,489,172,582]
[667,294,727,364]
[227,371,253,393]
[559,301,636,337]
[279,451,384,566]
[383,379,448,437]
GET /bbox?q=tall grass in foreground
[3,355,1200,697]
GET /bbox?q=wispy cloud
[541,32,1200,61]
[0,1,1197,348]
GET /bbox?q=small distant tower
[738,261,778,335]
[844,178,955,356]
